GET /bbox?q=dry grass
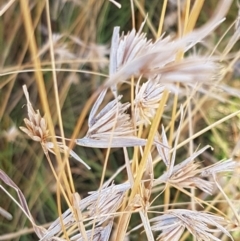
[0,0,240,240]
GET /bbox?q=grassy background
[0,0,240,240]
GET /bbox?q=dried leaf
[0,169,46,238]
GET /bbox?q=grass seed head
[151,209,233,241]
[20,85,49,145]
[134,76,165,126]
[20,85,90,168]
[154,146,214,194]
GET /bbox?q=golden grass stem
[72,193,88,241]
[133,0,157,37]
[130,0,135,29]
[187,97,196,212]
[157,0,168,38]
[186,0,205,33]
[56,183,69,241]
[0,68,108,78]
[131,90,169,199]
[115,88,169,241]
[45,0,75,195]
[45,153,70,241]
[176,110,240,150]
[44,153,71,208]
[213,175,240,225]
[132,123,143,173]
[165,0,192,211]
[20,0,71,200]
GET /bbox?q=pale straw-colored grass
[1,0,240,240]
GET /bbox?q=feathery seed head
[76,90,148,148]
[70,220,113,241]
[155,126,171,167]
[20,85,49,144]
[151,209,233,241]
[20,85,90,169]
[154,146,214,194]
[134,76,165,126]
[201,159,238,177]
[42,183,130,240]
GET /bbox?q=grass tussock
[0,0,240,240]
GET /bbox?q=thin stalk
[131,90,169,199]
[69,87,102,149]
[72,193,88,241]
[130,0,135,29]
[157,0,168,38]
[186,0,205,33]
[45,0,75,195]
[133,0,157,37]
[176,110,240,150]
[20,0,71,201]
[213,175,240,225]
[46,153,70,241]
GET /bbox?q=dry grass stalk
[38,33,108,71]
[0,170,47,239]
[1,0,240,240]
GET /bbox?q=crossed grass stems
[1,0,240,240]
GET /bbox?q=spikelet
[76,90,148,148]
[151,209,233,241]
[20,85,90,169]
[134,76,165,126]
